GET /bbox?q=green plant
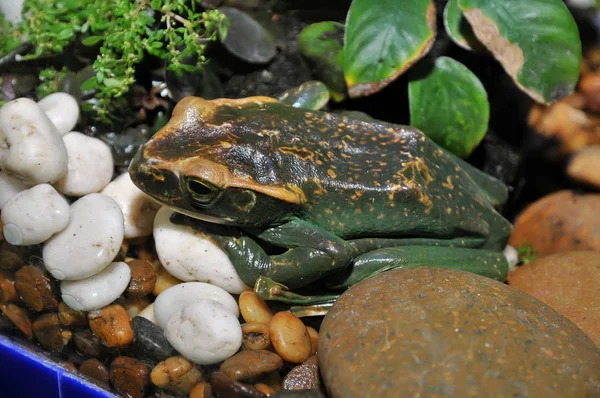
[299,0,582,158]
[1,0,229,122]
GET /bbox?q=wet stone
[150,356,203,395]
[0,270,17,302]
[0,241,27,270]
[126,316,177,365]
[32,313,71,352]
[14,265,59,312]
[508,251,600,347]
[220,350,283,382]
[0,303,32,338]
[210,371,267,398]
[282,355,321,391]
[72,329,110,359]
[510,190,600,256]
[319,267,600,398]
[126,259,157,297]
[567,146,600,189]
[79,358,110,389]
[272,390,327,398]
[110,356,149,398]
[88,304,134,348]
[58,301,87,327]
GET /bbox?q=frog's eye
[185,178,220,206]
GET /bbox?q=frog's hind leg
[325,246,509,290]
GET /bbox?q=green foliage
[517,245,537,265]
[409,57,489,158]
[1,0,229,123]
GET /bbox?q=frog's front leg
[220,218,352,289]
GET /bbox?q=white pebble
[504,244,519,272]
[166,300,242,365]
[0,98,67,184]
[0,170,29,209]
[43,193,124,280]
[137,304,159,325]
[153,207,248,294]
[37,92,80,135]
[101,172,160,238]
[55,132,114,196]
[60,261,131,311]
[1,184,70,246]
[153,281,239,330]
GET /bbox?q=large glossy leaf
[458,0,581,104]
[409,56,489,158]
[343,0,436,98]
[443,0,482,51]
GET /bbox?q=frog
[129,96,513,290]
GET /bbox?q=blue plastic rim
[0,334,116,398]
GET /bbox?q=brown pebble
[508,251,600,347]
[319,267,600,398]
[0,241,26,270]
[151,356,203,395]
[260,372,282,393]
[254,383,275,395]
[120,295,152,318]
[58,301,87,327]
[153,265,182,296]
[72,329,109,358]
[14,266,58,312]
[189,381,212,398]
[239,291,273,324]
[220,350,283,382]
[242,323,271,351]
[210,371,267,398]
[32,313,71,352]
[306,326,318,356]
[579,73,600,112]
[0,270,17,303]
[282,355,321,391]
[127,260,157,297]
[79,358,110,389]
[110,356,149,398]
[270,312,311,364]
[509,190,600,256]
[568,146,600,189]
[62,361,77,372]
[0,303,32,338]
[89,304,134,348]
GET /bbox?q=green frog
[129,96,513,290]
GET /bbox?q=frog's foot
[222,234,351,289]
[325,246,509,290]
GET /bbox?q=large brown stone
[509,190,600,256]
[508,251,600,347]
[318,267,600,398]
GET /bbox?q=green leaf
[80,76,98,91]
[151,0,162,10]
[81,35,103,46]
[443,0,482,51]
[458,0,582,104]
[343,0,436,98]
[103,78,120,87]
[409,56,489,158]
[297,22,347,102]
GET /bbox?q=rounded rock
[37,92,80,135]
[88,304,133,348]
[32,312,71,353]
[509,190,600,256]
[270,312,311,364]
[110,356,149,398]
[1,184,70,246]
[61,261,131,311]
[55,132,114,196]
[0,98,68,184]
[239,290,273,324]
[220,350,283,382]
[43,193,124,280]
[508,250,600,347]
[153,281,239,329]
[14,265,59,312]
[127,316,176,364]
[241,322,271,351]
[150,356,203,394]
[125,259,156,297]
[567,146,600,189]
[0,170,29,209]
[153,207,248,294]
[165,299,242,365]
[79,358,110,389]
[101,172,161,239]
[319,267,600,398]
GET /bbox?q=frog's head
[129,96,304,227]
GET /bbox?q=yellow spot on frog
[442,176,455,190]
[327,169,337,179]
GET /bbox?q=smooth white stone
[43,193,124,280]
[37,92,80,135]
[153,281,239,330]
[1,184,70,245]
[60,261,131,311]
[165,300,242,365]
[101,172,160,238]
[0,170,29,209]
[137,303,159,325]
[55,132,114,196]
[504,244,520,272]
[153,207,248,294]
[0,98,67,184]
